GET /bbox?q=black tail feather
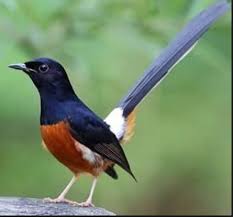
[118,0,230,117]
[105,165,118,179]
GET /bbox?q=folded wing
[67,111,136,180]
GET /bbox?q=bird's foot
[43,197,79,206]
[78,200,95,207]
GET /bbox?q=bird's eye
[39,64,49,73]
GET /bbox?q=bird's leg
[44,176,78,205]
[79,177,97,207]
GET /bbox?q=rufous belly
[40,121,107,176]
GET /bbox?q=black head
[8,57,75,99]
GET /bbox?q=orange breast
[40,121,104,176]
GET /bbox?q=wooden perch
[0,197,115,216]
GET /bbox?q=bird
[8,0,229,207]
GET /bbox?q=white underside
[74,141,96,164]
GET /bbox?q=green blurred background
[0,0,231,215]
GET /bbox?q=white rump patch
[104,107,125,140]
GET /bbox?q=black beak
[8,63,27,71]
[8,63,37,73]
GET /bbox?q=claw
[78,201,95,207]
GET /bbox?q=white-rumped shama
[8,0,230,207]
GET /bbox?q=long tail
[118,0,230,118]
[104,0,230,180]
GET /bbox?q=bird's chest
[40,121,103,175]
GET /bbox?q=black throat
[38,80,78,125]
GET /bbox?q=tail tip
[129,170,137,182]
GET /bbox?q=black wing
[67,108,136,180]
